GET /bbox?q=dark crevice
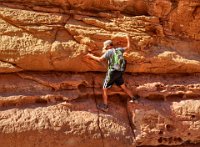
[166,93,184,100]
[170,0,179,9]
[16,73,56,90]
[0,59,23,70]
[125,102,136,143]
[92,74,105,147]
[64,27,82,45]
[64,16,84,45]
[146,94,165,101]
[53,29,59,42]
[48,29,59,70]
[48,52,56,70]
[192,6,200,19]
[35,98,48,104]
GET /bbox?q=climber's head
[103,40,113,50]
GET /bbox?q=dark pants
[103,70,124,88]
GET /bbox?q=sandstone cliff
[0,0,200,147]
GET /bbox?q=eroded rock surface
[0,72,200,146]
[0,0,200,147]
[0,0,199,73]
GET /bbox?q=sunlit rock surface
[0,0,200,146]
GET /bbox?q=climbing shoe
[97,103,109,112]
[129,95,139,103]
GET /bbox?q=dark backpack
[109,48,126,72]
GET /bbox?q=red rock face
[0,0,200,146]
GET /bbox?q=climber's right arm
[86,53,105,62]
[124,35,130,51]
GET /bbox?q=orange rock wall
[0,0,200,147]
[0,0,199,73]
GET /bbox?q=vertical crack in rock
[53,29,59,42]
[64,16,86,45]
[92,74,105,147]
[66,0,72,10]
[49,29,59,70]
[65,28,80,45]
[125,103,136,143]
[49,52,56,70]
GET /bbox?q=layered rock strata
[0,0,199,73]
[0,0,200,146]
[0,72,200,146]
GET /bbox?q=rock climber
[85,35,139,112]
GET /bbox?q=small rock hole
[191,115,196,119]
[158,137,163,143]
[159,130,163,135]
[165,124,175,132]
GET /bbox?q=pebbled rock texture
[0,0,200,147]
